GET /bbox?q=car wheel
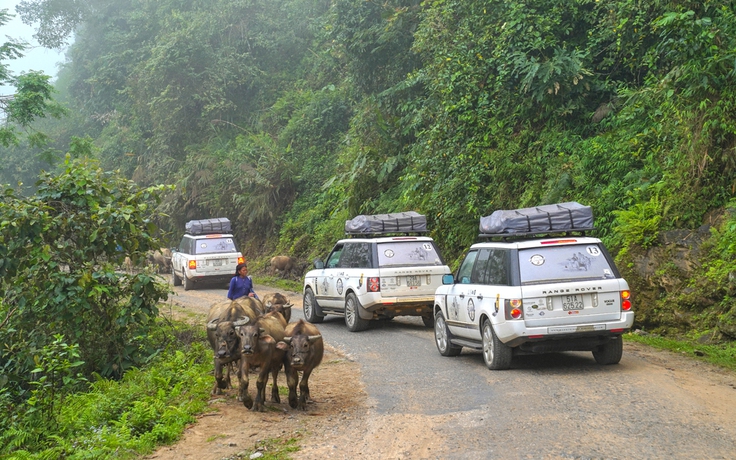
[592,336,623,365]
[303,287,324,323]
[482,318,512,370]
[184,276,194,291]
[344,293,369,332]
[435,311,462,357]
[172,267,182,286]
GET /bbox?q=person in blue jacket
[228,263,258,300]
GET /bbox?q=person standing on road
[228,263,258,300]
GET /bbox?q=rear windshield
[518,244,617,284]
[194,237,239,255]
[377,241,444,267]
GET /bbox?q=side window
[486,249,510,285]
[456,250,479,284]
[471,249,492,284]
[339,243,373,268]
[179,237,190,254]
[325,244,344,268]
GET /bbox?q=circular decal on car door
[336,278,344,296]
[467,298,476,321]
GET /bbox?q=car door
[336,242,373,309]
[315,244,344,307]
[444,249,478,339]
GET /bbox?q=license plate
[562,294,584,311]
[406,275,420,287]
[211,259,223,266]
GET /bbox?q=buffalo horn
[233,318,250,327]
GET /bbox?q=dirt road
[149,281,736,460]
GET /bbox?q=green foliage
[0,154,172,411]
[0,320,213,458]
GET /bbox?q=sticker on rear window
[530,254,545,266]
[586,246,601,256]
[384,249,395,258]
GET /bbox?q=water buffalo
[234,295,266,316]
[262,292,293,323]
[269,255,296,278]
[206,300,260,395]
[236,311,287,411]
[277,319,324,410]
[147,248,172,273]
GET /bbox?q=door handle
[476,294,484,300]
[459,294,465,299]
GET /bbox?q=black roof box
[479,202,594,237]
[185,217,232,235]
[345,211,427,235]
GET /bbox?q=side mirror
[313,258,324,269]
[442,273,454,285]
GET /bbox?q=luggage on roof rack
[185,217,232,235]
[479,202,594,237]
[345,211,427,235]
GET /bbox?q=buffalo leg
[298,368,314,409]
[213,358,226,395]
[252,367,270,412]
[239,361,253,409]
[270,363,281,403]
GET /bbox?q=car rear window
[377,241,444,267]
[518,244,617,284]
[194,237,239,255]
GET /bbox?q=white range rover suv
[303,212,451,332]
[171,218,245,291]
[433,203,634,369]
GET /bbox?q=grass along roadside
[626,331,736,372]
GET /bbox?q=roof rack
[344,211,428,237]
[478,227,596,240]
[478,202,595,239]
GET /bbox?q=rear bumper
[359,294,435,317]
[497,311,635,349]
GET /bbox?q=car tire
[172,268,182,286]
[303,287,324,323]
[184,276,194,291]
[421,314,434,328]
[345,293,369,332]
[482,318,512,370]
[592,336,623,365]
[435,311,462,357]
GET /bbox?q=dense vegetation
[1,0,735,455]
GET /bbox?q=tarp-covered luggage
[479,202,594,235]
[185,217,232,235]
[345,211,427,235]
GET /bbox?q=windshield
[194,237,239,255]
[518,244,617,284]
[377,241,444,267]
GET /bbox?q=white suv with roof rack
[433,202,634,369]
[302,212,451,332]
[171,218,245,290]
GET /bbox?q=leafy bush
[0,320,213,459]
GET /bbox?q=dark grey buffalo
[206,299,260,395]
[277,319,324,410]
[236,311,287,411]
[262,292,293,323]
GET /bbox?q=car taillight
[237,256,245,265]
[621,290,632,311]
[505,299,523,320]
[367,277,380,292]
[188,260,197,270]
